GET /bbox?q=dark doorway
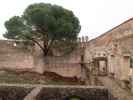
[93,57,108,76]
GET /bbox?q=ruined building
[84,18,133,92]
[0,18,133,91]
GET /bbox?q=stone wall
[85,18,133,79]
[0,40,34,71]
[0,86,115,100]
[36,86,114,100]
[0,40,84,78]
[0,86,32,100]
[44,63,82,78]
[0,18,133,83]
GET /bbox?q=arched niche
[64,95,85,100]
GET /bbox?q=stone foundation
[0,85,116,100]
[0,86,32,100]
[36,86,115,100]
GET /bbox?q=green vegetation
[4,3,81,56]
[69,97,81,100]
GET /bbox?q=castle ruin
[0,18,133,93]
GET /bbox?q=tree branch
[24,35,45,53]
[45,37,55,55]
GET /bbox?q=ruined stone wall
[0,40,34,71]
[108,19,133,80]
[85,18,133,81]
[116,37,133,80]
[37,86,113,100]
[32,43,83,78]
[1,18,133,81]
[0,86,115,100]
[0,86,32,100]
[44,63,82,78]
[32,53,83,78]
[0,39,84,78]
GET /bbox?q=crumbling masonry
[0,18,133,92]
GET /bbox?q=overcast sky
[0,0,133,39]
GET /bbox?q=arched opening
[65,95,84,100]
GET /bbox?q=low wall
[0,86,32,100]
[36,85,115,100]
[0,85,115,100]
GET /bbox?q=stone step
[23,86,43,100]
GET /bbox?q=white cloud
[0,0,133,39]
